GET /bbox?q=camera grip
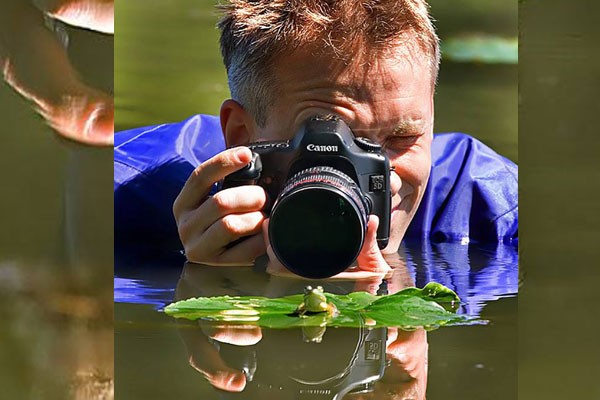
[375,192,391,250]
[377,237,389,250]
[221,151,262,189]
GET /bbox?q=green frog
[295,286,338,343]
[295,285,338,317]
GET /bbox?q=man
[115,0,518,270]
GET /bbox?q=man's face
[255,46,434,253]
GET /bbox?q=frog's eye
[304,286,313,294]
[316,286,324,291]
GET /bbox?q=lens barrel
[269,167,370,278]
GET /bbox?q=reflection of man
[114,0,517,264]
[175,262,429,396]
[0,0,113,145]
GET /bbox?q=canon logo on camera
[306,144,339,152]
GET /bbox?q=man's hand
[35,0,114,34]
[173,147,267,266]
[355,215,391,272]
[179,322,261,393]
[0,0,114,146]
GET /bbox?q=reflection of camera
[216,325,387,400]
[222,115,391,278]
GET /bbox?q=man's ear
[220,99,255,148]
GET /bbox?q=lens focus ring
[268,166,370,279]
[278,166,370,219]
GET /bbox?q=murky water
[519,2,600,398]
[114,1,517,399]
[0,24,114,399]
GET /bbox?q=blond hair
[218,0,440,125]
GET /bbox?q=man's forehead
[277,42,431,80]
[275,54,432,112]
[262,45,433,140]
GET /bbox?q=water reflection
[115,241,516,399]
[173,262,426,398]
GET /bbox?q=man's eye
[383,135,420,149]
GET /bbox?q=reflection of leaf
[442,35,518,64]
[164,282,479,330]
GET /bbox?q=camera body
[223,115,391,278]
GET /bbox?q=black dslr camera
[222,115,391,278]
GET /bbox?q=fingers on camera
[205,186,267,222]
[184,211,265,266]
[174,147,252,215]
[186,232,265,267]
[174,147,267,266]
[357,215,390,272]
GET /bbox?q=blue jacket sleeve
[114,115,224,251]
[406,133,518,243]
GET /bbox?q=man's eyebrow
[390,120,426,136]
[351,117,426,138]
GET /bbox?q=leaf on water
[163,282,478,329]
[365,296,469,330]
[442,35,518,64]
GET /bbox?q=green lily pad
[164,282,478,330]
[442,35,518,64]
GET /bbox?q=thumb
[262,218,290,275]
[81,98,114,146]
[356,215,391,273]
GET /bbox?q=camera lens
[269,167,370,278]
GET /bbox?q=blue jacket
[114,114,518,251]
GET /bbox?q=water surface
[115,242,517,399]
